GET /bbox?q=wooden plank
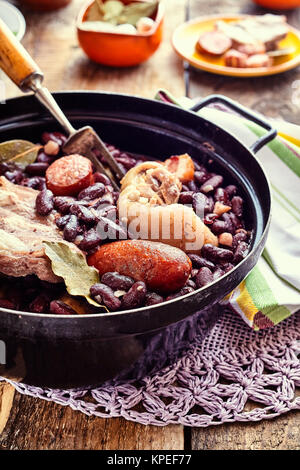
[191,410,300,450]
[188,0,300,124]
[0,392,184,450]
[0,383,15,436]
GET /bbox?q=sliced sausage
[46,154,94,196]
[196,31,232,56]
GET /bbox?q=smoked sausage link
[87,240,192,294]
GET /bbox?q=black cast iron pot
[0,92,275,389]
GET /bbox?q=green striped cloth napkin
[156,90,300,330]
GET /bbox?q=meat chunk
[118,161,218,253]
[216,15,288,52]
[0,176,76,282]
[224,49,248,68]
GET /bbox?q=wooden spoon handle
[0,17,43,91]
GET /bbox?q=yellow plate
[172,14,300,77]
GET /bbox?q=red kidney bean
[105,184,114,194]
[188,180,198,192]
[29,294,50,313]
[179,191,194,204]
[201,244,234,263]
[37,151,56,165]
[194,170,209,185]
[70,204,96,225]
[96,217,127,240]
[22,176,46,190]
[56,214,71,229]
[92,203,116,219]
[101,272,135,291]
[192,192,207,217]
[36,189,54,216]
[205,196,215,214]
[115,154,137,170]
[186,279,197,289]
[231,196,243,217]
[188,254,215,270]
[50,300,77,315]
[78,229,102,252]
[53,196,76,214]
[0,162,15,175]
[213,267,225,281]
[229,212,243,230]
[63,214,80,242]
[0,299,15,309]
[78,182,105,201]
[165,286,194,301]
[204,213,219,225]
[26,162,49,176]
[221,213,235,234]
[225,185,237,198]
[122,281,147,309]
[93,172,112,186]
[191,268,199,278]
[211,220,227,234]
[42,131,66,147]
[200,175,223,193]
[232,230,248,249]
[4,169,24,184]
[233,241,249,263]
[221,263,235,273]
[145,292,164,306]
[110,148,121,158]
[214,187,229,205]
[99,192,115,206]
[195,267,213,288]
[90,283,121,311]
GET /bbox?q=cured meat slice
[0,176,77,282]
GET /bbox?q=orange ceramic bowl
[77,0,164,67]
[252,0,300,9]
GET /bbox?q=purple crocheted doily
[1,309,299,427]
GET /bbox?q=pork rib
[0,176,72,283]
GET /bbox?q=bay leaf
[118,1,158,26]
[0,140,40,168]
[43,241,107,310]
[59,293,98,314]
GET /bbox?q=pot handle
[189,94,277,154]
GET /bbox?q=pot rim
[0,91,272,320]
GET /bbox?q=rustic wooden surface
[0,0,299,450]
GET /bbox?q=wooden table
[0,0,299,450]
